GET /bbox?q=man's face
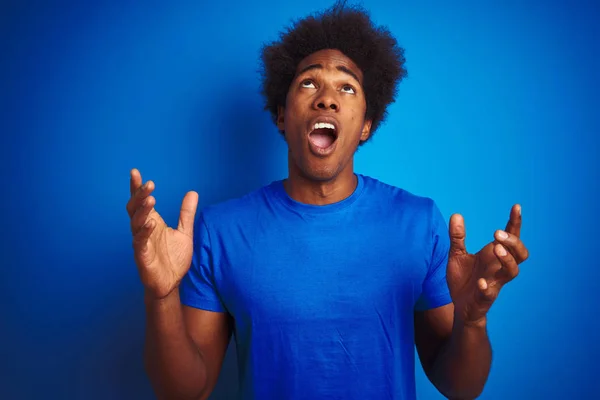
[277,49,372,182]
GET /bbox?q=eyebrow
[297,63,361,84]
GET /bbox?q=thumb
[178,191,199,236]
[449,213,467,255]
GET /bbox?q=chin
[289,146,347,182]
[300,162,340,182]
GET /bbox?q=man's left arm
[415,303,491,399]
[415,204,529,399]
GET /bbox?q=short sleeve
[179,212,227,312]
[414,201,452,311]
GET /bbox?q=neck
[284,160,357,206]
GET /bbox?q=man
[126,2,529,399]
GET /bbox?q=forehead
[295,49,364,82]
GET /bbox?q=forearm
[430,317,492,399]
[144,288,208,400]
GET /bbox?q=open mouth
[308,122,338,149]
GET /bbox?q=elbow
[428,367,487,400]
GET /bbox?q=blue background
[1,0,598,399]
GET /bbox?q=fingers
[492,243,520,285]
[126,179,155,218]
[504,204,522,237]
[131,195,156,235]
[494,229,529,264]
[449,214,468,255]
[178,191,199,236]
[130,168,142,196]
[476,277,498,304]
[132,218,157,253]
[476,242,519,303]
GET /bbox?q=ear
[277,105,285,132]
[360,119,372,142]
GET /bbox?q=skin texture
[128,48,530,399]
[277,49,372,205]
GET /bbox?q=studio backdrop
[1,0,598,399]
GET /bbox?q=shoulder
[198,181,279,230]
[360,174,438,217]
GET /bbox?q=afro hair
[259,0,407,143]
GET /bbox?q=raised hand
[446,204,529,326]
[126,168,199,299]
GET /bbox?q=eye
[341,85,355,94]
[301,80,316,88]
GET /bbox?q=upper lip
[307,116,339,138]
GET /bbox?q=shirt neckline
[270,174,365,214]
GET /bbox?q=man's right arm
[144,287,232,400]
[126,169,231,399]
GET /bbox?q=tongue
[309,129,335,149]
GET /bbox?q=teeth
[313,122,335,131]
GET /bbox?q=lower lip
[308,137,338,157]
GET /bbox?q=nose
[312,88,339,111]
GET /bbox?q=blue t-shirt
[180,174,451,399]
